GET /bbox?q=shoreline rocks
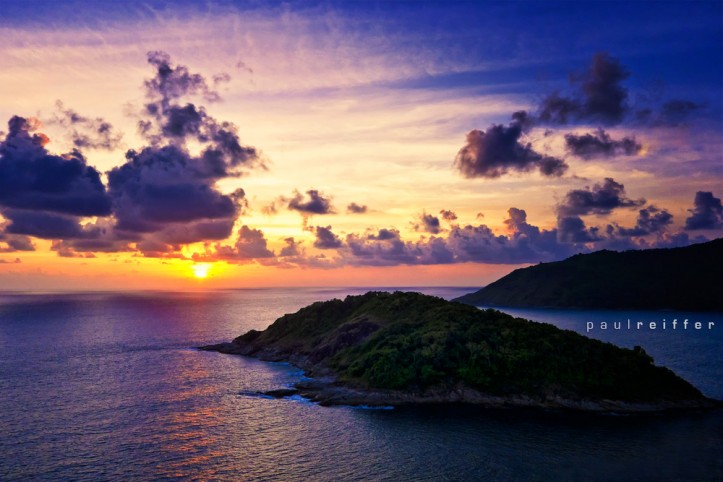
[199,342,721,413]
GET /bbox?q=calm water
[0,288,721,481]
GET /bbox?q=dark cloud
[288,189,335,215]
[556,216,601,243]
[447,211,582,264]
[0,116,112,217]
[454,120,567,178]
[279,237,302,257]
[613,206,673,237]
[314,225,343,249]
[2,209,92,240]
[368,228,399,241]
[498,207,585,260]
[154,218,238,245]
[503,207,527,231]
[557,178,645,217]
[564,129,641,159]
[205,226,275,262]
[104,52,263,250]
[134,239,181,258]
[51,101,123,151]
[0,53,265,258]
[107,147,244,244]
[439,209,458,222]
[344,209,582,266]
[347,202,367,214]
[233,225,275,258]
[46,219,131,256]
[345,229,418,266]
[553,178,648,244]
[636,100,704,126]
[140,51,263,176]
[145,50,222,107]
[685,191,723,230]
[0,233,34,252]
[538,52,630,125]
[414,212,442,234]
[511,110,534,131]
[651,232,709,249]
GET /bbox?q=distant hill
[201,291,716,411]
[455,238,723,311]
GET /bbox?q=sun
[191,263,212,279]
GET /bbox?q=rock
[260,388,299,398]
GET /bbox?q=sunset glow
[191,263,211,279]
[0,1,720,291]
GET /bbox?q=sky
[0,0,721,290]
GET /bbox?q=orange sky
[0,3,721,290]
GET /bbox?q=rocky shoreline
[198,341,722,413]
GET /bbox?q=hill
[455,239,723,310]
[200,291,717,411]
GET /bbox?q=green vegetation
[231,291,703,402]
[455,238,723,310]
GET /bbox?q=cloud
[203,225,275,262]
[133,239,181,258]
[685,191,723,230]
[446,209,582,264]
[50,101,123,151]
[1,209,92,239]
[313,225,343,249]
[613,206,673,237]
[48,219,132,256]
[0,257,21,264]
[368,228,399,241]
[279,237,302,257]
[564,129,641,159]
[538,52,630,125]
[636,100,704,126]
[453,119,568,178]
[556,216,601,243]
[414,212,442,234]
[556,177,645,217]
[0,52,265,258]
[0,116,112,217]
[554,178,645,243]
[145,50,222,106]
[439,209,458,222]
[287,189,335,215]
[345,228,419,266]
[233,225,275,258]
[107,148,245,248]
[106,52,263,249]
[342,209,582,266]
[108,146,243,237]
[0,234,35,252]
[139,51,263,176]
[346,202,367,214]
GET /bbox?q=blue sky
[0,0,721,289]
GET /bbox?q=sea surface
[0,287,721,481]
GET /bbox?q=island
[200,291,718,412]
[455,238,723,310]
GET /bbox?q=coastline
[199,341,722,413]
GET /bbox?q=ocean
[0,288,721,481]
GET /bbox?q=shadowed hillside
[455,239,723,310]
